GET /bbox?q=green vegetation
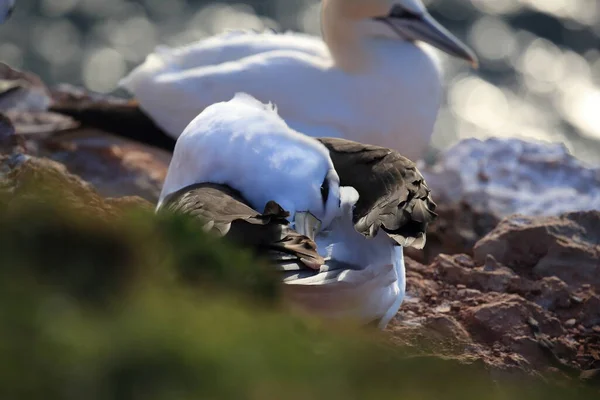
[0,166,595,400]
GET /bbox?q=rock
[0,153,153,215]
[423,138,600,218]
[0,79,171,202]
[36,129,171,201]
[399,250,600,378]
[0,62,51,112]
[580,296,600,327]
[534,277,572,311]
[406,201,501,262]
[4,109,79,138]
[415,138,600,262]
[0,112,22,154]
[473,211,600,290]
[0,65,79,147]
[433,254,518,293]
[423,314,473,344]
[460,295,565,356]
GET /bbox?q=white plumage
[294,187,407,329]
[158,93,343,232]
[121,0,476,161]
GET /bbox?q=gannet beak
[379,12,479,68]
[293,211,322,241]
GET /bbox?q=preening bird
[159,94,437,329]
[157,93,344,242]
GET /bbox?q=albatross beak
[380,12,479,68]
[293,211,322,241]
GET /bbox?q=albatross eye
[320,177,330,206]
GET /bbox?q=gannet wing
[120,50,356,140]
[152,30,328,71]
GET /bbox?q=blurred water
[1,0,599,163]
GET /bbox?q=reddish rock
[37,129,170,201]
[405,201,501,263]
[4,109,78,138]
[0,112,18,154]
[473,212,600,290]
[460,295,564,344]
[424,314,472,342]
[0,153,153,215]
[581,296,600,327]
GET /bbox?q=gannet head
[158,93,343,240]
[0,0,15,24]
[323,0,478,69]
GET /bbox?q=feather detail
[317,137,437,249]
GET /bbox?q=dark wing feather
[317,138,437,248]
[159,183,324,269]
[50,88,176,151]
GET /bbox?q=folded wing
[158,182,325,269]
[317,137,437,249]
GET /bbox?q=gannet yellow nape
[114,0,477,162]
[0,0,14,24]
[157,93,437,329]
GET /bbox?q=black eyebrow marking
[320,177,330,206]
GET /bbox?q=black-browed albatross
[157,93,436,329]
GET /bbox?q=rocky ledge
[1,64,599,387]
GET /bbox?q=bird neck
[321,4,372,74]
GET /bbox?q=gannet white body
[121,0,477,161]
[0,0,14,24]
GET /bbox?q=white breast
[282,208,406,328]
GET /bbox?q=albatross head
[0,0,15,24]
[322,0,478,70]
[158,93,343,241]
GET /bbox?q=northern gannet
[0,0,14,24]
[120,0,477,161]
[159,94,437,329]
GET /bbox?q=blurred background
[0,0,599,163]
